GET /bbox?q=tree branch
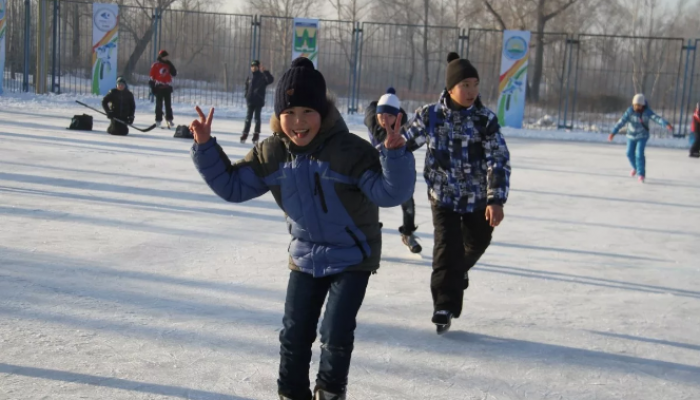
[482,0,507,30]
[544,0,579,23]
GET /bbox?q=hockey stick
[75,100,157,133]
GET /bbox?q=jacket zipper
[345,227,368,261]
[314,172,328,213]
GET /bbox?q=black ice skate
[314,387,346,400]
[240,132,249,143]
[401,233,422,253]
[432,310,453,334]
[252,133,260,145]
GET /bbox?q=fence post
[255,16,261,62]
[347,22,359,114]
[459,28,468,57]
[685,39,699,136]
[558,37,576,129]
[556,35,570,129]
[22,0,31,92]
[568,37,582,130]
[57,0,61,94]
[51,0,58,93]
[677,40,696,137]
[150,7,160,103]
[250,15,259,61]
[465,28,473,59]
[352,22,365,114]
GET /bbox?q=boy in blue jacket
[609,94,673,182]
[190,57,415,400]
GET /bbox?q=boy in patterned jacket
[404,52,511,334]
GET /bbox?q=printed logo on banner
[93,7,117,32]
[497,30,531,129]
[0,0,6,21]
[294,22,317,52]
[504,36,527,61]
[292,18,319,66]
[92,3,119,95]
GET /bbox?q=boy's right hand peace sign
[384,112,406,150]
[190,106,214,144]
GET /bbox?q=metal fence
[255,16,356,113]
[3,0,700,137]
[353,22,463,114]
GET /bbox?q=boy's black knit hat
[445,52,479,90]
[274,57,328,118]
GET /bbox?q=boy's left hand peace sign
[384,112,406,150]
[190,106,214,144]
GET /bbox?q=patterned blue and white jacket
[612,102,670,140]
[404,91,510,213]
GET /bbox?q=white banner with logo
[292,18,319,67]
[0,0,7,95]
[92,3,119,95]
[496,30,531,129]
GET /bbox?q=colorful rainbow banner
[0,0,7,95]
[292,18,319,67]
[496,30,531,129]
[92,3,118,95]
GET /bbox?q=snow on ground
[0,95,699,400]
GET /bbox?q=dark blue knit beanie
[274,57,328,118]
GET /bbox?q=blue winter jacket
[612,102,670,140]
[404,91,510,213]
[191,106,416,277]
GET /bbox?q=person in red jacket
[690,103,700,158]
[149,50,178,129]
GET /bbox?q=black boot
[240,132,249,143]
[432,310,453,334]
[314,387,346,400]
[252,132,260,145]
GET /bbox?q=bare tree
[481,0,593,102]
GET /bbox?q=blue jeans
[278,270,371,400]
[626,137,648,176]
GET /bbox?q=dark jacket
[244,70,275,106]
[191,106,416,277]
[404,90,510,213]
[363,101,408,147]
[102,88,135,120]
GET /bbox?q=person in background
[241,60,274,144]
[364,87,421,253]
[689,103,700,158]
[608,94,673,182]
[149,49,177,129]
[102,76,135,136]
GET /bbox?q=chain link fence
[3,1,700,137]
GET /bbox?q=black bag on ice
[68,114,93,131]
[173,125,194,139]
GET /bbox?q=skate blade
[436,323,451,335]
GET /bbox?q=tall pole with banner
[92,3,118,95]
[0,0,6,95]
[292,18,319,67]
[496,30,531,129]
